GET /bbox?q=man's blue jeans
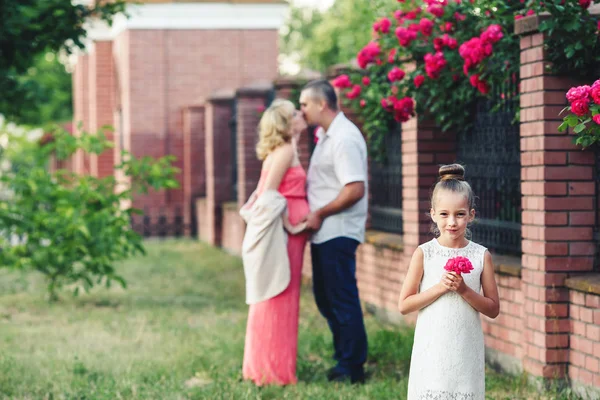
[311,237,367,375]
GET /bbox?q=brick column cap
[274,70,322,88]
[326,61,359,79]
[566,274,600,296]
[515,5,600,35]
[208,88,235,103]
[236,81,273,97]
[183,103,206,111]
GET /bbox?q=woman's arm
[447,250,500,319]
[398,248,449,315]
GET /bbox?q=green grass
[0,240,584,399]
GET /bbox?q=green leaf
[558,121,568,132]
[574,123,587,134]
[565,114,579,127]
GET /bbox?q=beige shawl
[239,190,290,305]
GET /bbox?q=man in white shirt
[300,79,368,384]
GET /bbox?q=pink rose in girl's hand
[444,256,473,275]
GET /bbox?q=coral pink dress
[242,165,309,385]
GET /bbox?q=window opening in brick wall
[369,123,403,234]
[456,82,521,256]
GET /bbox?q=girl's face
[291,108,307,140]
[430,189,474,244]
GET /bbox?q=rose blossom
[388,66,406,82]
[566,85,591,103]
[419,18,435,36]
[346,84,362,100]
[414,74,425,88]
[362,76,371,86]
[571,99,590,116]
[357,42,381,69]
[396,27,418,47]
[444,256,474,275]
[590,85,600,104]
[332,74,352,89]
[579,0,591,8]
[592,115,600,125]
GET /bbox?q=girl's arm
[398,248,450,315]
[447,250,500,319]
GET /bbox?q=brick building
[72,0,287,235]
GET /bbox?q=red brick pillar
[236,83,272,208]
[72,54,90,175]
[88,41,115,179]
[402,118,457,253]
[516,17,595,379]
[182,104,206,236]
[205,90,235,246]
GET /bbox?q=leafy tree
[0,123,179,301]
[15,51,73,126]
[281,0,397,72]
[0,1,126,124]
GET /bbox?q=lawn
[0,240,580,399]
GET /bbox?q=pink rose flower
[593,115,600,125]
[590,85,600,104]
[444,256,473,275]
[419,18,435,36]
[571,99,590,116]
[362,76,371,86]
[345,84,362,100]
[388,66,406,82]
[579,0,591,8]
[360,99,367,108]
[414,74,425,88]
[566,85,591,103]
[332,74,352,89]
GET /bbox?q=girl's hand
[443,272,467,294]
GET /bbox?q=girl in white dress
[399,164,500,400]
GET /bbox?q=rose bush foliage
[333,0,600,159]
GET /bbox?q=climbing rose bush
[333,0,600,159]
[559,79,600,147]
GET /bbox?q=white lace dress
[407,239,487,400]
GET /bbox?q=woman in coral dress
[242,99,310,385]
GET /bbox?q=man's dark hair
[302,79,338,111]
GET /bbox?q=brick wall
[182,105,206,236]
[566,278,600,392]
[222,202,244,255]
[204,92,235,246]
[516,16,597,381]
[235,83,272,208]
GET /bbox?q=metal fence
[456,84,521,255]
[369,124,403,234]
[131,207,190,237]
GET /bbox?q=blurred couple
[239,79,369,386]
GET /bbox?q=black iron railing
[369,125,403,234]
[456,83,521,255]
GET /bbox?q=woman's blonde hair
[256,99,295,161]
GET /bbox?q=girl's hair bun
[438,163,465,182]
